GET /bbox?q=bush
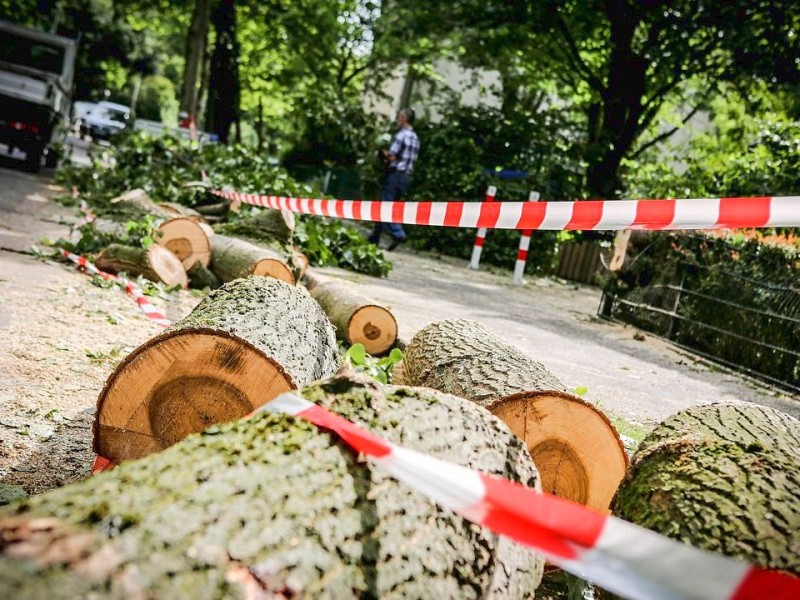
[136,75,179,125]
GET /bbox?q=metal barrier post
[512,191,540,284]
[468,185,496,270]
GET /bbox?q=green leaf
[345,343,367,366]
[573,386,588,397]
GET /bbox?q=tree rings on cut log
[95,243,188,288]
[305,273,398,355]
[348,304,398,355]
[94,331,293,461]
[491,390,627,511]
[156,217,212,269]
[94,277,339,463]
[401,319,627,511]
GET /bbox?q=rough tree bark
[94,276,340,463]
[210,234,294,285]
[205,0,239,143]
[179,0,213,118]
[1,375,544,598]
[399,319,627,511]
[212,208,295,249]
[305,271,398,356]
[613,403,800,575]
[95,243,188,289]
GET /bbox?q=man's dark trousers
[369,170,410,244]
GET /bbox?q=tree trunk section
[109,188,177,221]
[1,375,544,598]
[212,208,295,249]
[93,276,339,463]
[613,403,800,575]
[155,217,213,269]
[205,0,239,143]
[400,319,627,511]
[95,243,188,289]
[179,0,212,117]
[306,271,397,355]
[157,202,202,218]
[210,234,294,285]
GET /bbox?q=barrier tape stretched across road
[262,392,797,600]
[61,250,172,327]
[211,189,800,231]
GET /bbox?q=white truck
[0,20,77,171]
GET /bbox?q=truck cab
[0,20,77,171]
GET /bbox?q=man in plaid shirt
[369,107,420,250]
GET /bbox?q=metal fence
[600,260,800,392]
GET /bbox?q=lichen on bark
[1,375,544,598]
[613,403,800,575]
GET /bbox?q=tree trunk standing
[180,0,213,117]
[613,403,800,575]
[205,0,240,143]
[94,277,340,463]
[2,376,544,598]
[584,3,647,200]
[399,319,627,512]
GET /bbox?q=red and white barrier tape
[512,191,540,284]
[60,250,172,328]
[212,189,800,231]
[261,392,798,600]
[469,186,496,269]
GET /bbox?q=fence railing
[599,260,800,392]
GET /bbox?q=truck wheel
[45,148,59,169]
[25,146,42,173]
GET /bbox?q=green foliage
[56,130,312,210]
[343,344,404,384]
[626,91,800,198]
[295,217,392,277]
[53,215,158,256]
[136,75,179,124]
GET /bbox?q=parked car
[0,19,77,170]
[71,100,96,131]
[81,101,130,141]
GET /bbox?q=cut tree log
[399,319,627,512]
[613,403,800,575]
[209,234,294,285]
[212,208,295,248]
[305,271,398,355]
[93,276,339,463]
[155,217,213,269]
[95,243,188,288]
[109,188,176,220]
[156,202,201,218]
[195,201,229,216]
[1,375,544,599]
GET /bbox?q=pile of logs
[92,188,301,290]
[6,191,796,595]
